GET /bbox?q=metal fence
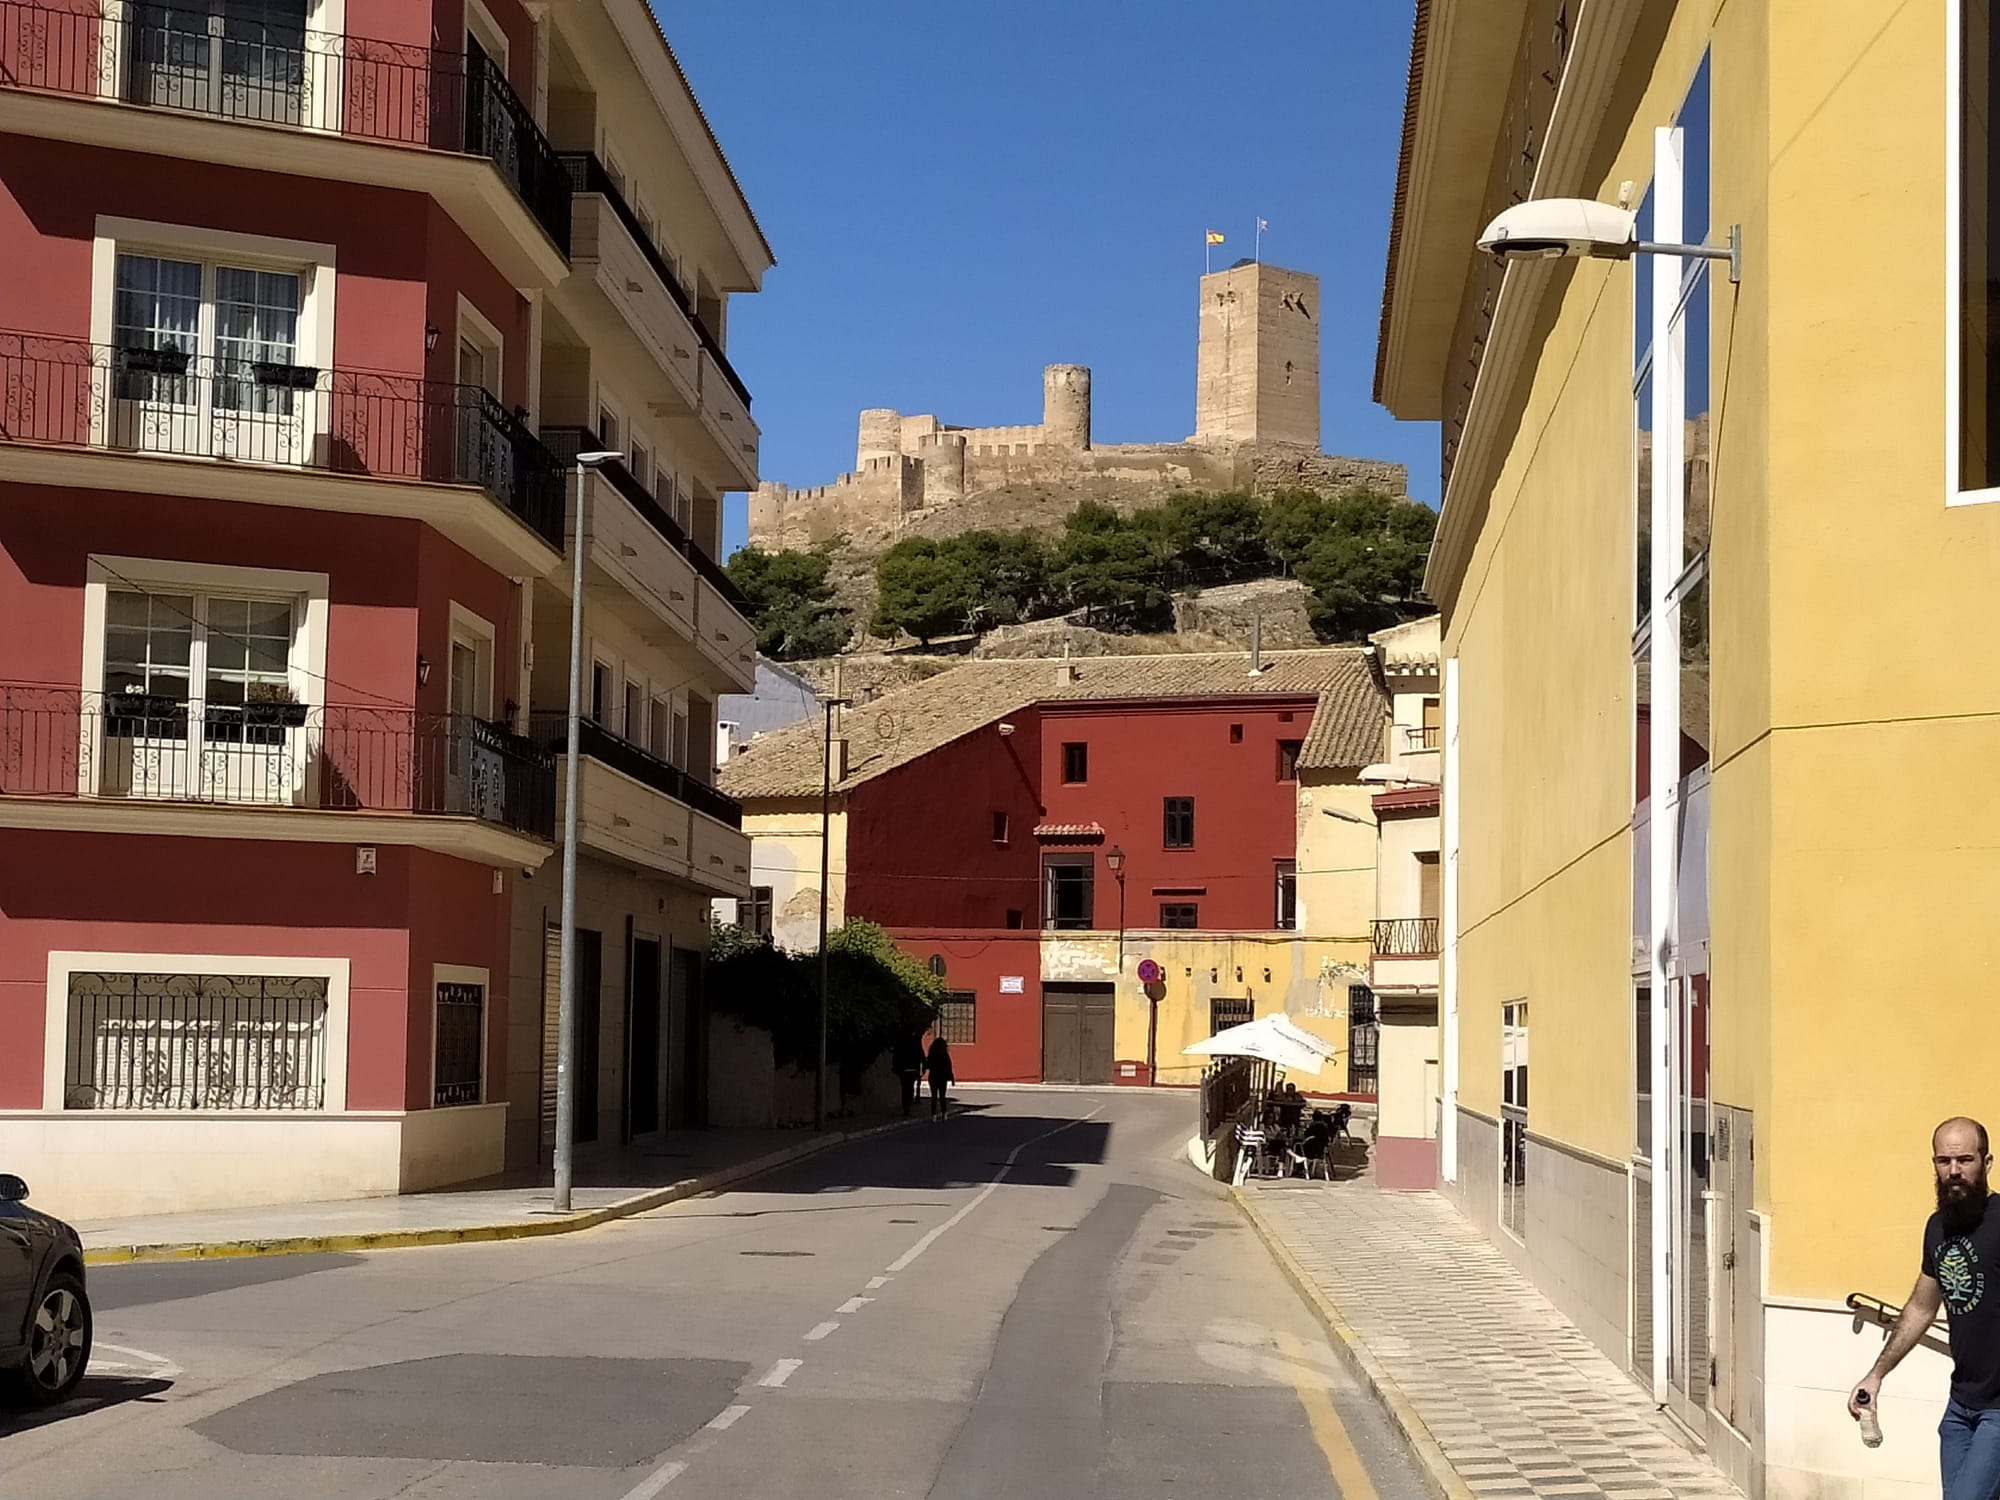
[1347,986,1380,1097]
[0,333,565,550]
[64,971,328,1111]
[0,1,570,252]
[1199,1055,1257,1139]
[0,685,555,839]
[1371,916,1441,957]
[527,712,742,830]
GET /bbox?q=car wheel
[16,1272,91,1405]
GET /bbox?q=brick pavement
[1240,1178,1744,1500]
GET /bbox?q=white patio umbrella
[1182,1013,1333,1076]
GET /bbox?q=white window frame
[589,650,619,726]
[40,949,351,1113]
[623,669,648,748]
[446,600,497,721]
[595,387,625,456]
[465,0,510,73]
[81,554,329,800]
[430,962,492,1108]
[455,294,505,400]
[93,0,349,132]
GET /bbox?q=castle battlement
[750,263,1406,554]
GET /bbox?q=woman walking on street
[925,1034,954,1120]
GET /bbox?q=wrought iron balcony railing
[529,712,743,830]
[1371,916,1441,958]
[0,332,566,551]
[541,424,752,614]
[555,151,751,409]
[0,1,571,253]
[0,685,556,840]
[1404,724,1442,750]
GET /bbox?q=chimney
[1250,613,1263,676]
[1058,661,1082,687]
[829,734,850,782]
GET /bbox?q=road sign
[1136,958,1162,984]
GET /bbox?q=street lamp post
[553,448,621,1214]
[814,695,852,1132]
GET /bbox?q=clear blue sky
[656,1,1436,556]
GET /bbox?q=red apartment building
[719,652,1391,1088]
[0,0,769,1219]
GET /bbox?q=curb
[1232,1185,1479,1500]
[83,1115,923,1267]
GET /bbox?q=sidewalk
[1238,1177,1743,1500]
[78,1112,915,1265]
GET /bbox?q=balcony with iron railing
[0,685,556,845]
[555,152,750,410]
[1372,916,1441,959]
[0,0,571,257]
[527,711,750,895]
[541,424,752,616]
[0,332,566,554]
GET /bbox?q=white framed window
[1501,1000,1530,1240]
[103,0,349,134]
[629,438,650,491]
[465,0,509,73]
[590,655,616,725]
[596,391,623,457]
[649,694,671,755]
[431,963,491,1108]
[42,949,351,1114]
[624,674,646,747]
[455,294,504,399]
[82,556,328,806]
[446,602,496,722]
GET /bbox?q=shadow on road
[91,1251,367,1312]
[0,1374,174,1437]
[746,1111,1114,1196]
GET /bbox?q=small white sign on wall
[999,976,1025,994]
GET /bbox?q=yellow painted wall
[1295,774,1379,943]
[741,800,847,952]
[1039,931,1371,1091]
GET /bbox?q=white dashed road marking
[803,1320,839,1342]
[836,1296,872,1313]
[757,1359,803,1388]
[706,1405,750,1431]
[885,1108,1103,1275]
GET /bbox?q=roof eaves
[1373,0,1432,406]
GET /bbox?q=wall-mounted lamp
[415,654,431,688]
[1262,967,1271,983]
[424,323,440,354]
[997,721,1016,737]
[1105,845,1125,876]
[1235,966,1243,982]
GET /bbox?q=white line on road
[884,1106,1104,1275]
[706,1405,751,1431]
[836,1296,872,1313]
[757,1359,803,1387]
[804,1320,840,1341]
[866,1275,891,1289]
[617,1458,687,1500]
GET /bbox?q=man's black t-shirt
[1923,1193,2000,1409]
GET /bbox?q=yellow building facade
[1379,3,1994,1495]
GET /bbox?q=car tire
[13,1270,91,1406]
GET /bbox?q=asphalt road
[1,1089,1431,1500]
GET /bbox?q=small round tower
[1041,365,1091,450]
[857,408,904,467]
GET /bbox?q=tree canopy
[724,545,852,661]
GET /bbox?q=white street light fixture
[1477,197,1741,283]
[554,447,622,1213]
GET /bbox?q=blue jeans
[1941,1399,2000,1500]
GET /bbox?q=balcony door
[109,252,309,467]
[126,0,312,127]
[99,586,305,805]
[445,613,501,821]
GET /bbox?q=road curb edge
[1232,1185,1481,1500]
[83,1115,923,1267]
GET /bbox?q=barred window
[743,885,773,938]
[1163,796,1195,848]
[434,980,486,1106]
[64,970,328,1111]
[1159,903,1198,929]
[937,991,976,1044]
[1210,996,1252,1035]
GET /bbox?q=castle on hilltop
[749,262,1407,552]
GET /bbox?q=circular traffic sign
[1136,958,1162,984]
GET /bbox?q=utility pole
[814,690,851,1131]
[553,447,619,1212]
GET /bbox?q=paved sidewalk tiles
[1238,1178,1743,1500]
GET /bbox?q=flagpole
[1205,234,1211,275]
[1254,217,1262,264]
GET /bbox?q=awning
[1034,822,1106,844]
[1182,1014,1340,1076]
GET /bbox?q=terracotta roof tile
[719,649,1387,800]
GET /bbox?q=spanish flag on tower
[1205,230,1226,245]
[1204,228,1225,272]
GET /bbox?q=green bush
[725,546,852,660]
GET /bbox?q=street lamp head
[1106,844,1125,875]
[575,449,622,468]
[1477,197,1637,262]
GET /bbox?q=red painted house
[720,651,1392,1088]
[0,0,770,1218]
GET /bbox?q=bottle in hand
[1854,1388,1884,1448]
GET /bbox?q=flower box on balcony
[115,346,189,377]
[250,361,320,391]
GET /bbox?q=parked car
[0,1175,90,1405]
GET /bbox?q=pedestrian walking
[892,1029,925,1119]
[1850,1116,2000,1495]
[925,1034,954,1120]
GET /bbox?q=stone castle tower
[749,262,1400,553]
[1193,262,1320,449]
